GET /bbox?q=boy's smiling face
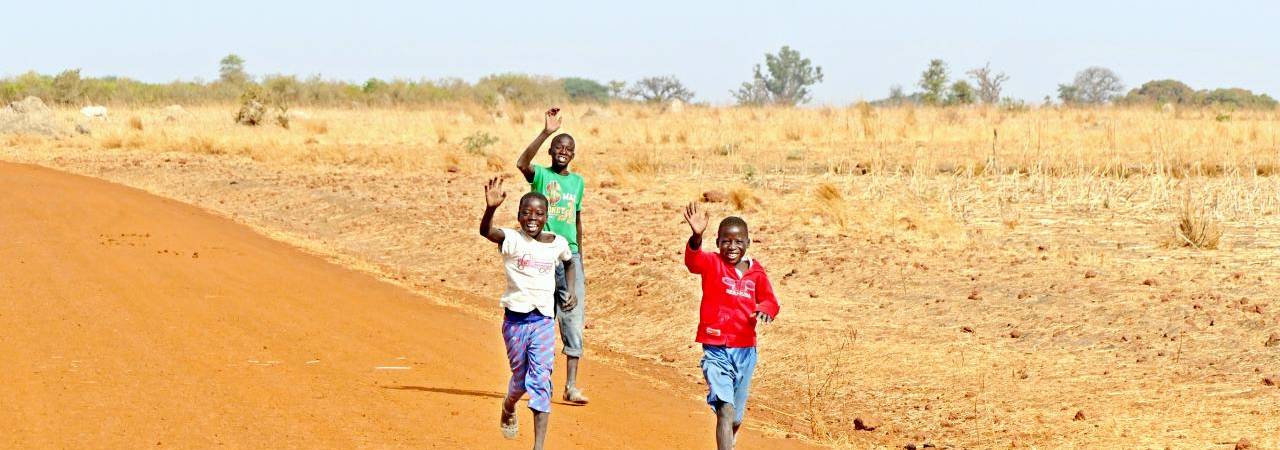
[716,224,750,266]
[548,135,575,169]
[517,195,548,237]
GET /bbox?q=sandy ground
[4,141,1280,448]
[0,161,818,449]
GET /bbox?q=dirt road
[0,162,815,449]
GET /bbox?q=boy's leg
[702,345,739,450]
[714,401,736,450]
[532,411,549,450]
[502,320,530,407]
[729,347,759,436]
[555,253,588,403]
[524,315,556,449]
[500,319,529,436]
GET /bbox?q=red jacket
[684,245,781,347]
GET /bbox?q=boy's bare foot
[500,404,518,439]
[563,387,590,405]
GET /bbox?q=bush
[1123,79,1197,105]
[562,77,610,103]
[462,131,499,155]
[474,73,566,106]
[235,87,268,126]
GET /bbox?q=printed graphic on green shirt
[531,165,584,252]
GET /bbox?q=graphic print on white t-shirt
[499,228,572,317]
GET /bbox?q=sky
[3,0,1278,105]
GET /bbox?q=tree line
[2,49,1274,109]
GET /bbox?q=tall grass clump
[1173,196,1222,249]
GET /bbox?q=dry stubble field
[4,103,1280,449]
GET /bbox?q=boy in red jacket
[681,202,780,450]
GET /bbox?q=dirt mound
[0,96,67,136]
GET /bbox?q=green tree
[1126,79,1192,104]
[945,80,976,106]
[362,78,386,94]
[52,69,84,105]
[1123,79,1197,105]
[607,80,628,99]
[562,77,610,103]
[1056,84,1081,104]
[219,54,249,85]
[732,45,824,106]
[732,79,770,106]
[918,59,948,105]
[1202,88,1278,109]
[628,75,695,103]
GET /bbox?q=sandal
[500,404,518,439]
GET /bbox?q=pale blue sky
[4,0,1277,105]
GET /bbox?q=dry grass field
[4,103,1280,449]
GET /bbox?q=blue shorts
[554,253,586,357]
[701,345,758,423]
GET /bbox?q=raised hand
[544,107,562,134]
[683,202,708,236]
[485,177,507,208]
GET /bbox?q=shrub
[1172,196,1222,249]
[462,131,499,155]
[562,77,610,103]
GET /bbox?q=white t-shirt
[500,228,572,317]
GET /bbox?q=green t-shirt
[530,165,585,252]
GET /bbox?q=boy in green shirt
[515,107,589,404]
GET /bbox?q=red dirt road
[0,162,816,449]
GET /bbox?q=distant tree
[628,75,695,104]
[262,74,301,105]
[1056,84,1081,104]
[362,78,385,94]
[732,45,824,106]
[475,73,566,105]
[945,80,977,106]
[730,78,769,106]
[219,54,249,85]
[887,85,907,105]
[1064,66,1123,105]
[918,59,949,105]
[606,80,628,99]
[562,77,610,103]
[966,63,1009,104]
[1122,79,1198,105]
[1201,87,1279,109]
[871,84,924,107]
[51,69,84,105]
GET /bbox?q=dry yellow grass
[4,103,1280,449]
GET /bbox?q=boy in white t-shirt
[479,176,576,450]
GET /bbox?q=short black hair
[520,191,548,208]
[718,216,749,235]
[550,133,575,148]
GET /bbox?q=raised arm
[683,202,708,250]
[516,107,561,182]
[479,177,507,245]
